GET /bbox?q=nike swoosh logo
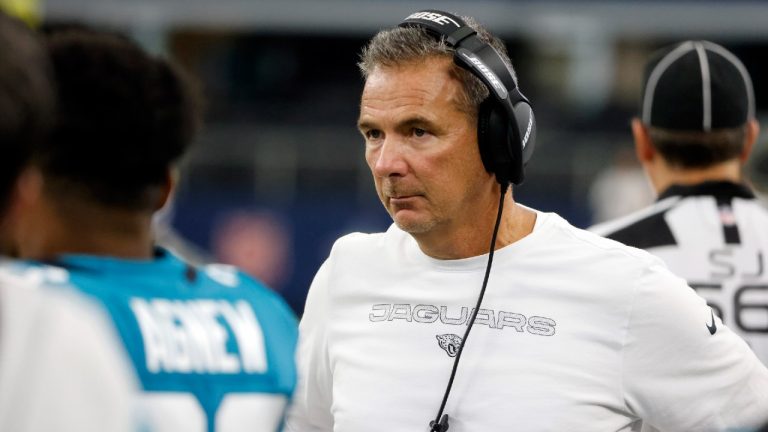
[706,309,717,335]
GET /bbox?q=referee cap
[640,40,754,132]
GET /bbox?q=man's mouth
[389,194,421,205]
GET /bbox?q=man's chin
[393,217,436,235]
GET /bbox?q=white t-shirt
[591,181,768,364]
[0,266,139,432]
[286,211,768,432]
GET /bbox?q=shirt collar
[657,180,755,201]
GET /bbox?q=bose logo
[405,11,460,27]
[522,112,533,148]
[461,52,507,98]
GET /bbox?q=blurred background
[10,0,768,313]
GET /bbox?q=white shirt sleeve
[622,262,768,431]
[284,260,335,432]
[0,285,140,432]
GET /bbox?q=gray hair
[358,16,516,118]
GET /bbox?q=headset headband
[399,10,532,153]
[400,10,471,44]
[398,9,536,186]
[399,10,527,105]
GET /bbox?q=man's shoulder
[329,225,395,254]
[540,212,665,269]
[515,212,678,297]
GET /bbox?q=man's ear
[632,118,656,164]
[739,119,760,164]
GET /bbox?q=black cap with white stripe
[641,40,754,132]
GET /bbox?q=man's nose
[371,136,408,178]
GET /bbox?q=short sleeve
[622,262,768,430]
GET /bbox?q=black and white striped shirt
[591,181,768,364]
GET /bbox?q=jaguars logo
[436,334,463,357]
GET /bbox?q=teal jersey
[9,248,297,432]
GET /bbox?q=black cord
[429,182,509,432]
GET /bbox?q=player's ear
[632,118,655,163]
[154,168,177,211]
[1,166,44,256]
[739,119,759,164]
[14,166,43,209]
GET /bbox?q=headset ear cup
[514,100,536,168]
[477,98,496,176]
[478,98,516,185]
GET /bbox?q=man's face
[358,56,493,237]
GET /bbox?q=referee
[591,40,768,364]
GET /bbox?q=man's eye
[413,128,426,137]
[366,130,382,139]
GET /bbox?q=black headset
[399,9,536,185]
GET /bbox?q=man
[285,11,768,432]
[9,28,298,431]
[0,12,138,432]
[591,41,768,365]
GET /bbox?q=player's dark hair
[40,28,202,210]
[647,125,746,169]
[0,12,54,213]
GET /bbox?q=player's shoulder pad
[200,262,292,310]
[201,263,243,288]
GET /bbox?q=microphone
[430,414,450,432]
